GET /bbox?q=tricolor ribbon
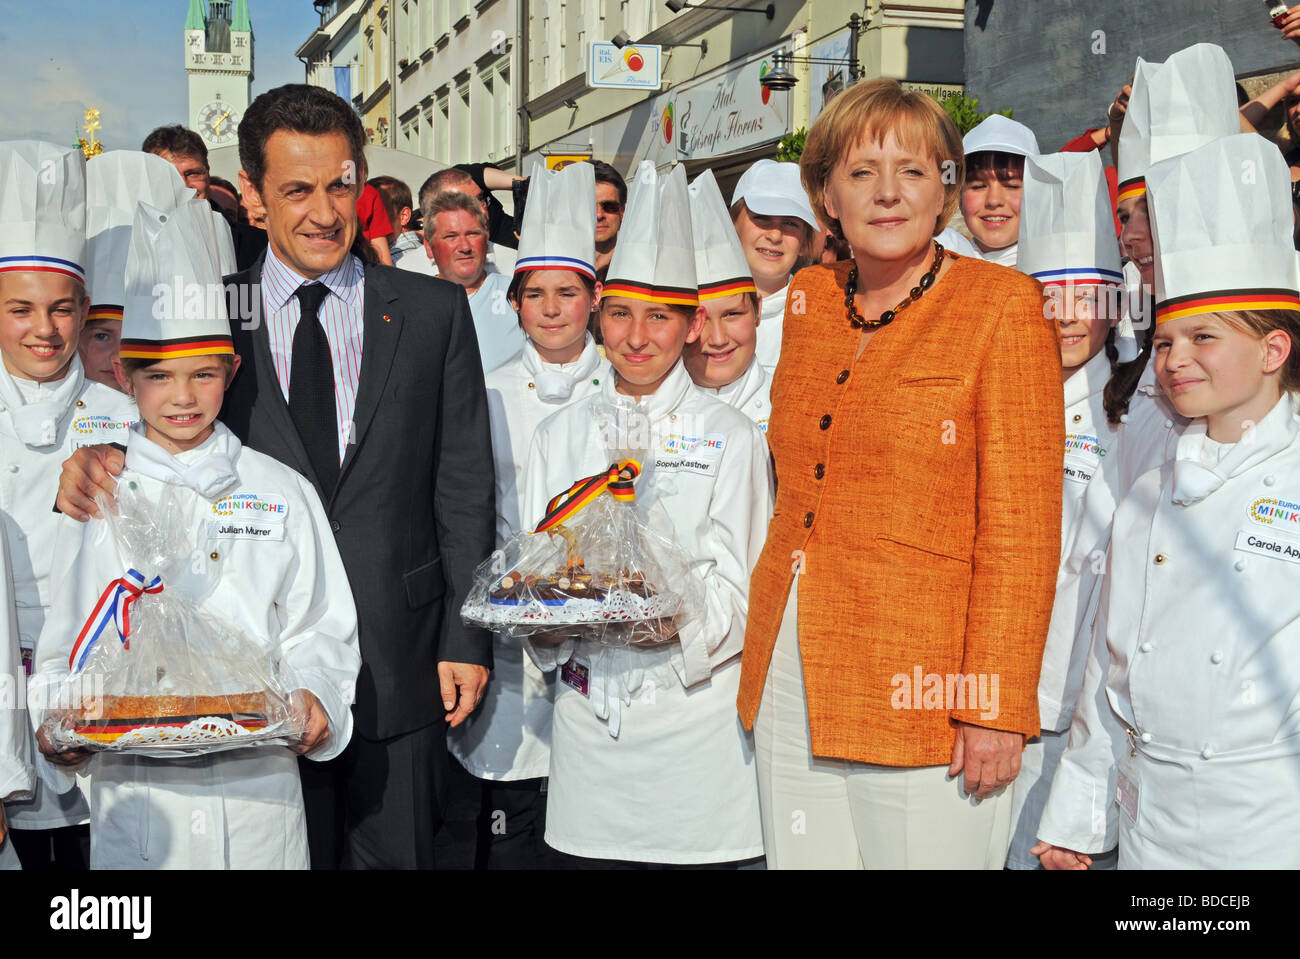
[534,460,641,533]
[68,568,164,672]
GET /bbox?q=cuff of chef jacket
[1034,761,1119,856]
[674,618,714,689]
[291,668,355,764]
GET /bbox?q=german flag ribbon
[68,568,164,672]
[534,460,641,533]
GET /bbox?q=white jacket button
[1140,732,1152,744]
[6,464,17,473]
[1119,413,1129,424]
[1140,641,1153,653]
[1264,475,1277,487]
[1234,558,1247,572]
[1164,418,1173,428]
[1201,746,1214,760]
[1210,651,1224,664]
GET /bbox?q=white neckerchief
[1064,348,1112,411]
[979,242,1019,269]
[124,420,242,500]
[0,354,85,449]
[521,334,601,403]
[601,358,696,425]
[1171,393,1299,506]
[712,356,768,412]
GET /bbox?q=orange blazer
[737,256,1064,766]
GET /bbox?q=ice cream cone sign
[601,45,647,80]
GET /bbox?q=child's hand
[1031,840,1093,870]
[290,690,330,756]
[57,444,124,521]
[35,718,92,767]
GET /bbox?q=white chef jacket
[0,356,136,829]
[1038,392,1300,868]
[1115,355,1185,499]
[754,281,790,375]
[519,361,772,863]
[704,357,771,433]
[449,336,609,781]
[30,422,360,869]
[1007,349,1120,868]
[467,271,526,374]
[0,522,30,807]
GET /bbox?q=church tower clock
[185,0,254,149]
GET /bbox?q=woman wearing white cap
[1006,150,1123,870]
[0,142,137,869]
[684,170,770,432]
[520,161,771,866]
[959,114,1040,269]
[1035,133,1300,869]
[729,159,819,374]
[448,160,609,868]
[1102,44,1242,498]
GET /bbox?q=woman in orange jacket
[736,78,1064,869]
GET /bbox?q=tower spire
[185,0,205,31]
[232,0,251,32]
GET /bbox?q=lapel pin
[383,314,392,323]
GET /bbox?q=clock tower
[185,0,254,149]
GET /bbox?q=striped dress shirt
[260,247,365,464]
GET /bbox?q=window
[477,58,513,163]
[432,0,447,41]
[435,91,451,165]
[421,103,434,158]
[454,80,471,164]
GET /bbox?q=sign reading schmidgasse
[673,44,791,161]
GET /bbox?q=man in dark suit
[59,85,495,869]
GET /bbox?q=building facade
[963,0,1300,151]
[186,0,255,150]
[297,0,366,114]
[521,0,964,192]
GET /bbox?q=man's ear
[237,169,267,221]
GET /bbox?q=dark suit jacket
[223,253,495,740]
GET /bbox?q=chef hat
[514,159,596,279]
[1117,43,1239,204]
[0,141,87,283]
[962,114,1040,158]
[1146,133,1300,325]
[86,151,192,322]
[1018,150,1123,288]
[602,161,698,307]
[121,196,233,359]
[688,169,756,301]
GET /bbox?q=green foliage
[937,93,1013,135]
[776,127,807,163]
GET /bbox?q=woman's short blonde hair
[800,78,964,241]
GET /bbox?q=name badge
[1234,530,1300,564]
[1062,459,1096,485]
[560,658,589,697]
[207,520,286,542]
[655,431,727,476]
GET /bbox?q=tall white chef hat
[121,196,234,360]
[514,159,596,280]
[602,161,698,307]
[86,151,192,321]
[1146,133,1300,325]
[0,141,87,284]
[1117,43,1239,204]
[688,169,756,301]
[1018,150,1123,288]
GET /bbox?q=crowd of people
[3,23,1300,872]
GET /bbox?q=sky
[0,0,321,150]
